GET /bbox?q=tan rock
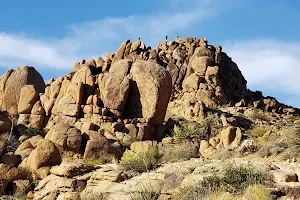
[72,65,95,101]
[112,40,130,63]
[18,85,39,114]
[96,57,104,67]
[12,179,32,194]
[0,66,45,115]
[220,126,242,149]
[182,73,202,92]
[99,60,131,110]
[125,60,172,124]
[45,123,82,153]
[22,139,61,171]
[50,161,97,178]
[189,56,213,77]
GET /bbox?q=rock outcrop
[0,66,45,115]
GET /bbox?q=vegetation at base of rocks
[249,108,270,122]
[245,125,271,138]
[218,165,272,193]
[210,149,237,160]
[120,148,162,173]
[85,158,105,166]
[0,195,28,200]
[173,166,272,200]
[172,122,208,143]
[129,186,161,200]
[17,127,45,137]
[243,184,273,200]
[80,193,107,200]
[0,133,19,154]
[161,142,199,163]
[285,128,300,159]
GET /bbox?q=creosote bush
[120,148,161,173]
[245,125,270,138]
[173,165,272,200]
[172,122,208,143]
[0,133,19,154]
[249,108,270,122]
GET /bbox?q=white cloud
[224,40,300,107]
[0,0,215,71]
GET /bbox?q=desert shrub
[85,158,105,166]
[221,166,271,193]
[161,142,199,163]
[210,149,236,160]
[249,109,270,122]
[0,133,19,154]
[120,148,161,173]
[81,193,107,200]
[243,184,272,200]
[285,128,300,158]
[245,125,270,138]
[130,186,161,200]
[18,127,45,137]
[172,122,208,143]
[172,184,213,200]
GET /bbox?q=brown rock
[84,135,122,162]
[0,113,12,133]
[1,153,21,167]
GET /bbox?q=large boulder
[124,60,172,124]
[72,65,95,101]
[99,59,131,111]
[18,85,39,114]
[0,66,45,115]
[20,139,61,171]
[45,123,82,153]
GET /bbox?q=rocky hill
[0,37,299,199]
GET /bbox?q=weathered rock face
[45,123,82,153]
[0,66,45,115]
[124,60,172,124]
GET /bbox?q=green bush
[172,122,208,143]
[19,127,45,137]
[221,166,270,193]
[245,126,270,138]
[0,133,19,154]
[120,148,161,173]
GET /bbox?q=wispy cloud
[0,0,215,71]
[224,40,300,107]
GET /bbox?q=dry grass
[161,142,199,163]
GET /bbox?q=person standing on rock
[176,33,179,40]
[165,35,168,41]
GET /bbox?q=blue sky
[0,0,299,107]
